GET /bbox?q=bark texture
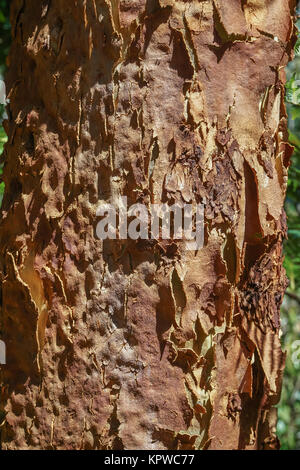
[0,0,297,450]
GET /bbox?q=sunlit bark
[0,0,297,450]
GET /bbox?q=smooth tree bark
[0,0,297,450]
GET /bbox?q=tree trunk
[0,0,297,450]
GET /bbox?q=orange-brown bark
[0,0,297,450]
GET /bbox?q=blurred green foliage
[0,0,10,77]
[277,11,300,449]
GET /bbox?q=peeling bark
[0,0,297,450]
